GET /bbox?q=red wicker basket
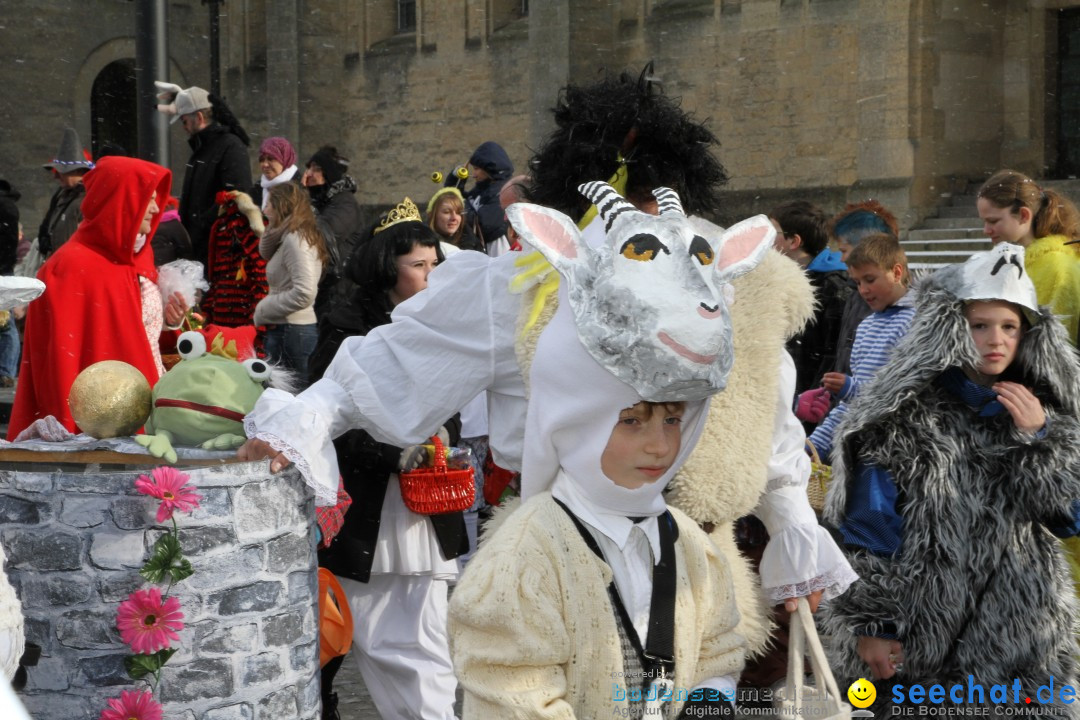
[398,435,475,515]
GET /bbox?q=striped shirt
[808,290,915,461]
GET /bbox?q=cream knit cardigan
[448,493,744,719]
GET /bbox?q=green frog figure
[135,331,271,463]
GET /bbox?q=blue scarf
[937,367,1005,417]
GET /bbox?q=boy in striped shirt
[807,233,915,462]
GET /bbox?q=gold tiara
[374,197,423,234]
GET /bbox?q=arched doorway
[91,59,138,159]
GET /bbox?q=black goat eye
[689,235,714,266]
[620,234,669,262]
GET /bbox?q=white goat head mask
[506,181,774,401]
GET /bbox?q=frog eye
[176,331,206,360]
[243,358,272,382]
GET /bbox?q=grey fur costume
[820,263,1080,714]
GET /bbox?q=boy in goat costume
[240,71,854,661]
[449,183,764,719]
[821,244,1080,715]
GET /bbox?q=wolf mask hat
[942,243,1040,323]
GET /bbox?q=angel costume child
[447,185,773,719]
[820,244,1080,716]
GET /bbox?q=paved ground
[332,654,380,719]
[328,654,466,719]
[329,657,777,719]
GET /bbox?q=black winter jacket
[309,176,362,321]
[0,181,20,276]
[311,290,467,583]
[180,124,252,267]
[37,183,84,257]
[464,141,513,248]
[787,268,852,395]
[150,218,193,266]
[833,287,872,375]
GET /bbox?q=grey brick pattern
[0,460,320,720]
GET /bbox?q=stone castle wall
[5,0,1080,233]
[0,458,319,720]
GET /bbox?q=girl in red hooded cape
[8,156,172,439]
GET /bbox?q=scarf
[259,165,299,211]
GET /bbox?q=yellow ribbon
[512,162,628,334]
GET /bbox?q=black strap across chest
[553,498,679,680]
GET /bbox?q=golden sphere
[68,361,152,438]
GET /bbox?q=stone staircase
[902,190,990,274]
[902,179,1080,275]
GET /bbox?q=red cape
[8,157,171,439]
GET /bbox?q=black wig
[347,220,444,302]
[528,64,728,222]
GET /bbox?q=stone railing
[0,454,320,720]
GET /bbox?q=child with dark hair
[771,200,853,399]
[150,195,193,266]
[307,200,461,720]
[806,234,914,461]
[821,244,1080,714]
[240,71,855,714]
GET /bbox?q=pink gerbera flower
[100,688,163,720]
[135,466,201,523]
[116,588,183,655]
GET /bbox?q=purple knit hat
[258,137,297,168]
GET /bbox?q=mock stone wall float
[0,457,320,720]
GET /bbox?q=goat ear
[714,215,774,284]
[506,203,589,271]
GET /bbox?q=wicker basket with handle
[398,434,475,515]
[805,439,832,513]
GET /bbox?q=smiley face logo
[848,678,876,708]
